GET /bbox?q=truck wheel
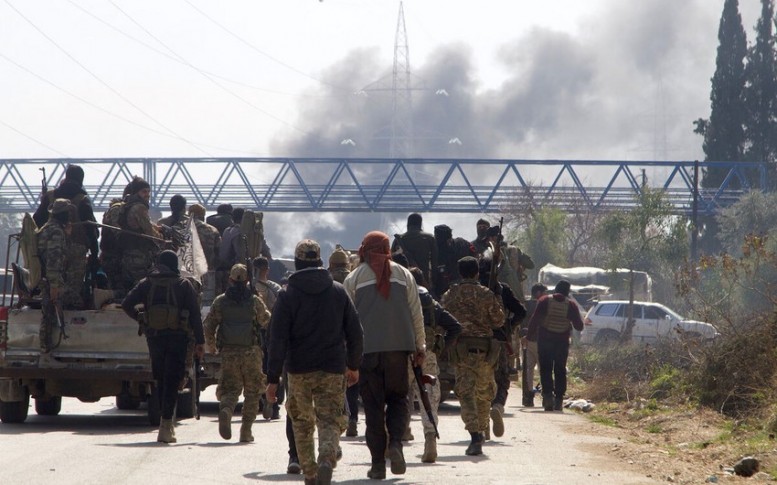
[0,391,30,424]
[176,380,198,420]
[34,396,62,416]
[594,329,620,346]
[147,387,161,427]
[116,394,141,410]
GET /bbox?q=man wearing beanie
[267,239,363,485]
[343,231,425,480]
[118,176,163,290]
[523,279,584,411]
[121,250,204,443]
[204,263,270,443]
[391,213,438,296]
[33,163,99,309]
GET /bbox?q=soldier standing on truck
[391,213,438,296]
[121,250,204,443]
[440,256,504,456]
[37,199,75,356]
[100,182,132,293]
[119,177,164,290]
[33,164,99,310]
[204,263,270,442]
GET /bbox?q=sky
[0,0,764,257]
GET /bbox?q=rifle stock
[412,364,439,439]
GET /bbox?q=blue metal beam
[0,158,768,216]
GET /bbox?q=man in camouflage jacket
[440,256,504,456]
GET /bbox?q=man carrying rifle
[118,177,164,290]
[33,164,99,309]
[37,199,76,358]
[478,252,525,440]
[204,263,270,443]
[407,267,461,463]
[440,256,504,456]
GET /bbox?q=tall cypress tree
[694,0,747,189]
[743,0,777,186]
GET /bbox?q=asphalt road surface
[0,384,656,484]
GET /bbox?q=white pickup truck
[0,275,206,425]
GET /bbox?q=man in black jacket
[121,250,204,443]
[266,239,363,485]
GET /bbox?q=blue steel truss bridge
[0,158,767,216]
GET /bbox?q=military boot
[421,432,437,463]
[554,397,564,412]
[542,393,554,412]
[465,432,483,456]
[367,461,386,480]
[219,406,233,440]
[346,419,358,437]
[387,441,406,475]
[490,404,505,438]
[239,419,254,442]
[157,419,177,443]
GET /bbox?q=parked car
[580,300,718,345]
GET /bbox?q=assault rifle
[194,356,202,420]
[54,299,69,341]
[79,221,170,244]
[243,235,255,294]
[412,364,440,439]
[39,167,47,200]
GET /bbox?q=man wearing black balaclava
[121,250,204,443]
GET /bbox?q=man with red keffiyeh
[343,231,425,481]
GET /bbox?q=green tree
[514,207,566,277]
[716,190,777,254]
[596,188,688,341]
[743,0,777,185]
[694,0,748,188]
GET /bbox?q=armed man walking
[520,283,548,407]
[524,280,584,411]
[266,240,363,485]
[408,267,462,463]
[204,263,270,442]
[343,231,425,480]
[121,250,204,443]
[33,164,99,309]
[441,256,505,456]
[36,199,75,357]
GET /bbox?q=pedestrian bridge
[0,158,767,215]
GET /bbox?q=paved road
[0,385,656,484]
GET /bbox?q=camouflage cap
[49,198,74,215]
[329,248,349,266]
[229,263,249,282]
[295,239,321,262]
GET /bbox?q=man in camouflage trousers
[33,164,99,309]
[36,199,75,355]
[118,177,163,290]
[441,256,505,456]
[204,263,270,442]
[267,240,363,485]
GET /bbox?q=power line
[3,0,213,156]
[107,0,310,135]
[0,51,262,156]
[65,0,336,100]
[0,118,70,157]
[183,0,352,94]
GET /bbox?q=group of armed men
[33,165,586,485]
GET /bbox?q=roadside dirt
[569,401,777,483]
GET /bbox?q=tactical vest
[218,297,259,348]
[100,201,124,251]
[48,190,88,246]
[542,297,571,333]
[419,290,444,353]
[145,277,187,331]
[117,198,156,252]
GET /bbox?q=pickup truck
[0,270,202,426]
